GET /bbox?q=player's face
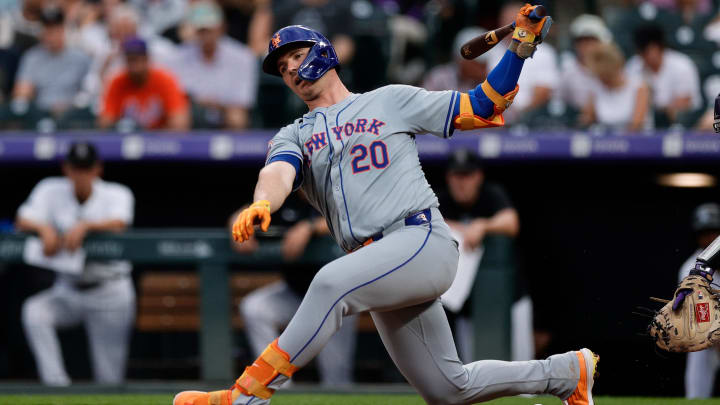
[277,47,324,101]
[62,163,102,200]
[447,169,484,205]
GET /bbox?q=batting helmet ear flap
[298,40,339,81]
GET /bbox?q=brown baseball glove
[649,273,720,352]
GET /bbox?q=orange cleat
[563,348,599,405]
[172,389,240,405]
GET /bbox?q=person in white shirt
[81,4,178,110]
[558,14,612,111]
[16,142,135,386]
[580,42,651,132]
[626,24,701,125]
[678,203,720,399]
[169,1,257,129]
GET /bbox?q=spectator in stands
[235,194,357,386]
[672,0,712,25]
[438,149,531,363]
[422,27,490,92]
[581,42,651,132]
[170,1,257,129]
[626,24,701,126]
[486,1,559,124]
[128,0,186,37]
[217,0,273,56]
[648,0,712,15]
[11,7,91,116]
[82,4,177,107]
[273,0,356,66]
[559,14,612,112]
[99,37,189,130]
[677,203,720,399]
[16,141,135,386]
[0,0,45,102]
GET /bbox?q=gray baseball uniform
[242,85,582,405]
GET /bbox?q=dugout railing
[0,231,515,381]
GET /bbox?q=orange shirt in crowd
[101,68,188,130]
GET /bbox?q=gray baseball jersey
[266,85,459,252]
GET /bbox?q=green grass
[1,395,719,405]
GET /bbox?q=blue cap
[122,37,147,55]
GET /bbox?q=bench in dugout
[136,271,377,332]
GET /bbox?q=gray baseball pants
[240,279,357,386]
[238,208,580,404]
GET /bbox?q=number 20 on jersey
[351,141,389,174]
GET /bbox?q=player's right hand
[232,200,271,242]
[39,226,61,256]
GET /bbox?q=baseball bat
[460,5,546,60]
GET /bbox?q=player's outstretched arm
[232,161,295,242]
[253,161,295,212]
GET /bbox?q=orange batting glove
[232,200,271,242]
[515,4,550,38]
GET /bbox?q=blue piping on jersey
[314,111,338,239]
[290,221,433,363]
[334,96,363,245]
[443,91,459,138]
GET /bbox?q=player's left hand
[232,200,272,242]
[63,222,88,251]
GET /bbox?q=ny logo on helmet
[271,33,281,48]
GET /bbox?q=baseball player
[175,5,599,405]
[678,203,720,398]
[16,142,135,386]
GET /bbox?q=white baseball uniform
[18,177,135,386]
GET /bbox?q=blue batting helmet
[262,25,339,81]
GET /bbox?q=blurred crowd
[1,0,720,133]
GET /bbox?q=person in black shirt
[438,148,533,363]
[232,193,356,386]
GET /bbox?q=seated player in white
[16,142,135,386]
